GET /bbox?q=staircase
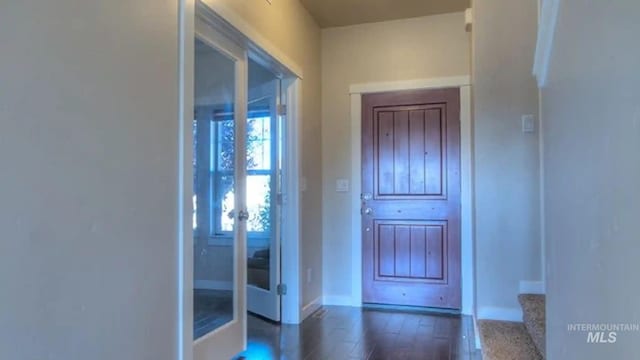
[478,294,546,359]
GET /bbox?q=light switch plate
[336,178,350,192]
[522,114,536,133]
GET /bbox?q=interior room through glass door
[246,58,283,321]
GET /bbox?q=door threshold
[362,303,461,316]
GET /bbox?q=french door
[192,12,248,360]
[188,3,286,358]
[246,59,283,322]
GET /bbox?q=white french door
[192,11,248,360]
[246,72,283,321]
[182,2,299,358]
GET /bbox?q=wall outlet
[307,268,312,284]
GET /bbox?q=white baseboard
[323,295,358,307]
[473,315,482,349]
[519,280,545,294]
[194,280,233,291]
[301,297,322,321]
[477,306,523,322]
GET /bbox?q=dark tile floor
[237,306,482,360]
[194,289,233,339]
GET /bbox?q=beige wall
[205,0,323,307]
[0,1,179,358]
[543,1,640,358]
[321,13,470,300]
[472,0,542,318]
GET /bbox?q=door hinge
[277,283,287,295]
[277,104,287,116]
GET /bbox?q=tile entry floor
[237,306,482,360]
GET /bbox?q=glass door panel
[193,37,236,340]
[192,11,247,359]
[246,58,282,321]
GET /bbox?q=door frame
[348,76,475,316]
[178,1,303,359]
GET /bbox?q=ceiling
[300,0,470,28]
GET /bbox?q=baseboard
[322,295,357,307]
[519,280,545,294]
[194,280,233,291]
[477,306,523,322]
[473,315,482,349]
[301,297,322,321]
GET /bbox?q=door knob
[238,210,250,221]
[363,207,373,215]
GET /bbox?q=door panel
[193,12,247,360]
[373,221,447,282]
[362,88,461,309]
[246,57,282,321]
[373,106,448,200]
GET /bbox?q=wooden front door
[362,88,461,309]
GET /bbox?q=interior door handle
[238,210,250,221]
[362,207,373,216]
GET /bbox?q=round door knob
[238,210,250,221]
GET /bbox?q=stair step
[478,320,542,360]
[518,294,546,357]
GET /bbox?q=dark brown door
[362,88,461,309]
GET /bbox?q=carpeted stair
[478,294,545,359]
[519,294,546,356]
[478,320,542,360]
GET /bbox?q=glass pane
[193,38,236,340]
[247,117,271,170]
[246,175,271,233]
[247,58,278,291]
[218,174,235,233]
[216,119,235,171]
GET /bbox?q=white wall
[472,0,542,319]
[543,1,640,358]
[321,13,470,302]
[0,1,179,359]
